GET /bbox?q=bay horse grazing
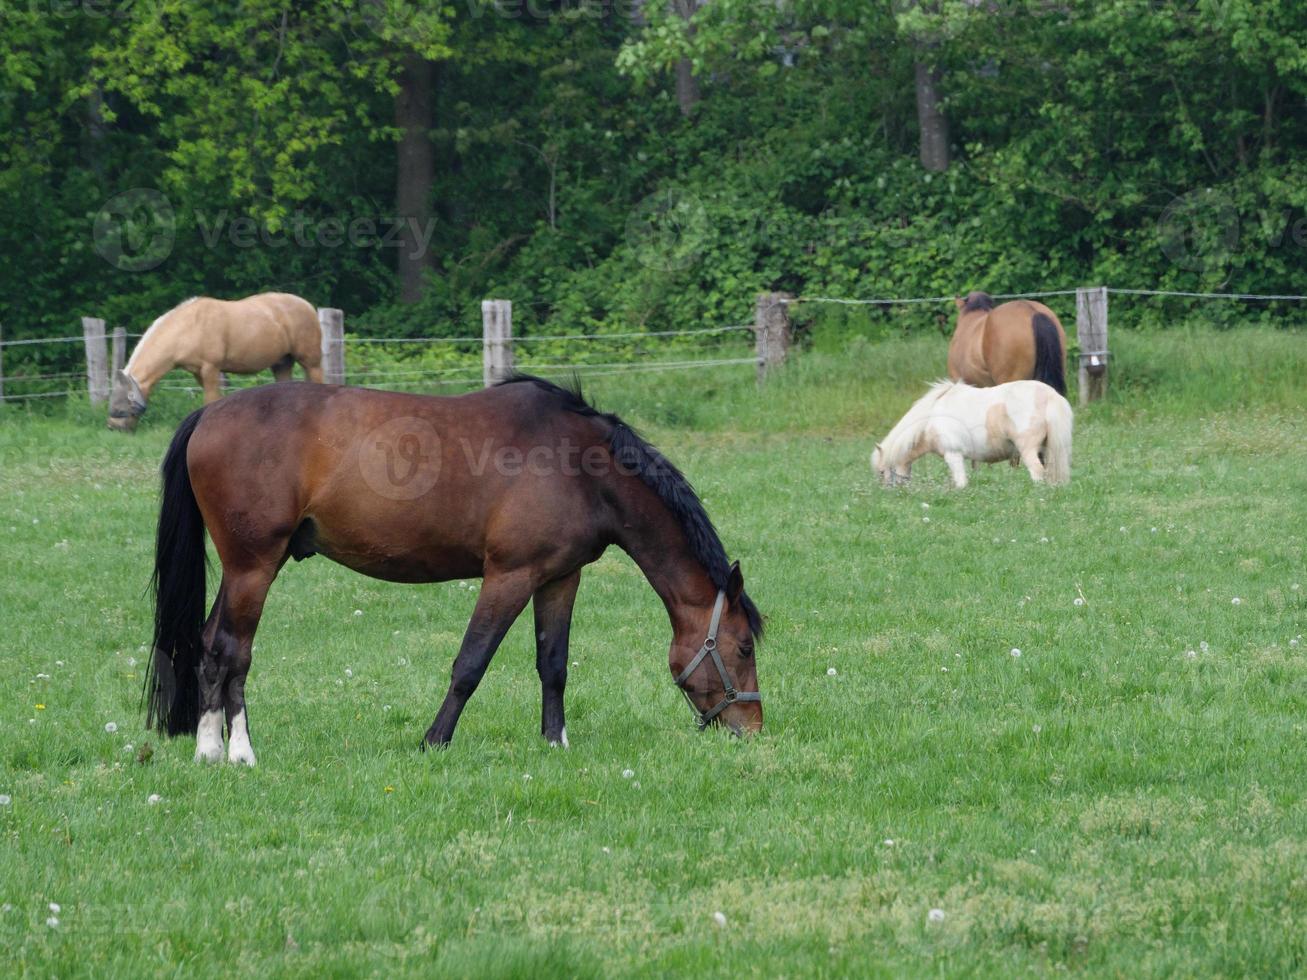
[108,292,323,431]
[948,291,1068,395]
[871,379,1072,489]
[145,375,763,764]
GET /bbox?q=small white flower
[1119,526,1127,533]
[1185,650,1197,660]
[883,839,894,846]
[622,769,634,779]
[940,666,948,672]
[147,794,162,805]
[124,744,134,753]
[55,660,64,667]
[1290,638,1299,648]
[921,502,929,509]
[928,908,945,923]
[397,657,407,667]
[826,667,837,676]
[36,673,49,680]
[48,902,60,913]
[1010,648,1022,658]
[1200,641,1209,652]
[1040,536,1049,544]
[522,773,532,781]
[104,722,117,734]
[1293,584,1300,591]
[46,916,59,928]
[632,781,641,789]
[1150,527,1158,534]
[1,903,12,913]
[1231,597,1241,606]
[1073,597,1085,607]
[353,609,363,617]
[344,668,353,678]
[712,911,728,928]
[0,795,11,806]
[922,516,930,523]
[383,704,391,712]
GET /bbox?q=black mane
[961,290,994,313]
[497,373,764,641]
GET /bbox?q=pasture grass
[1,327,1304,977]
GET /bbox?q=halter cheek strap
[673,590,762,730]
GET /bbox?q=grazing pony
[871,379,1073,489]
[145,375,763,764]
[948,291,1068,395]
[108,292,323,431]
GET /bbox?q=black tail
[1031,313,1066,395]
[143,408,208,736]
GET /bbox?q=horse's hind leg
[271,355,295,383]
[533,571,581,748]
[196,566,278,765]
[424,569,536,748]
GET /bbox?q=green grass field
[1,329,1305,977]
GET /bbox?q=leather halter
[673,590,761,730]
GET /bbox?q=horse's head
[669,562,763,736]
[107,370,147,432]
[871,443,911,487]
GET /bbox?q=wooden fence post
[111,327,126,381]
[319,308,345,385]
[1075,286,1109,406]
[82,316,109,405]
[482,299,514,387]
[754,292,793,382]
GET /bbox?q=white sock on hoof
[194,710,224,763]
[227,709,256,767]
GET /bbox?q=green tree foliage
[2,0,1305,361]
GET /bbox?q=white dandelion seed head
[353,609,363,616]
[46,916,59,928]
[383,704,392,712]
[1231,597,1241,605]
[0,795,11,806]
[713,911,728,927]
[632,781,641,789]
[921,502,929,509]
[928,908,945,923]
[1290,638,1299,648]
[1040,536,1049,543]
[1010,648,1022,658]
[344,668,353,678]
[940,666,948,672]
[1032,724,1042,733]
[124,744,133,753]
[55,660,64,667]
[1,903,12,913]
[883,839,894,847]
[602,846,611,854]
[48,902,60,913]
[621,769,634,779]
[827,667,837,676]
[1200,641,1209,651]
[147,794,162,805]
[522,773,532,781]
[1185,650,1197,660]
[1293,584,1300,591]
[1120,526,1127,533]
[1073,597,1085,607]
[104,722,117,734]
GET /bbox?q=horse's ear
[726,560,744,603]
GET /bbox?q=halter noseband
[673,590,761,730]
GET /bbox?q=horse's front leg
[424,569,535,748]
[198,365,222,404]
[533,571,581,748]
[943,451,969,488]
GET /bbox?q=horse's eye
[740,644,754,659]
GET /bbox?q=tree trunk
[672,0,700,116]
[915,60,950,172]
[396,53,436,304]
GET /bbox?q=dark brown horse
[145,376,763,764]
[947,291,1067,395]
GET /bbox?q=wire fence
[2,287,1304,405]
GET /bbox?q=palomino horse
[108,292,323,431]
[871,379,1073,489]
[948,292,1068,395]
[145,375,763,764]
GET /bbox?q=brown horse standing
[145,376,763,764]
[108,292,323,431]
[947,291,1068,395]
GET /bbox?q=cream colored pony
[108,292,323,431]
[871,380,1073,488]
